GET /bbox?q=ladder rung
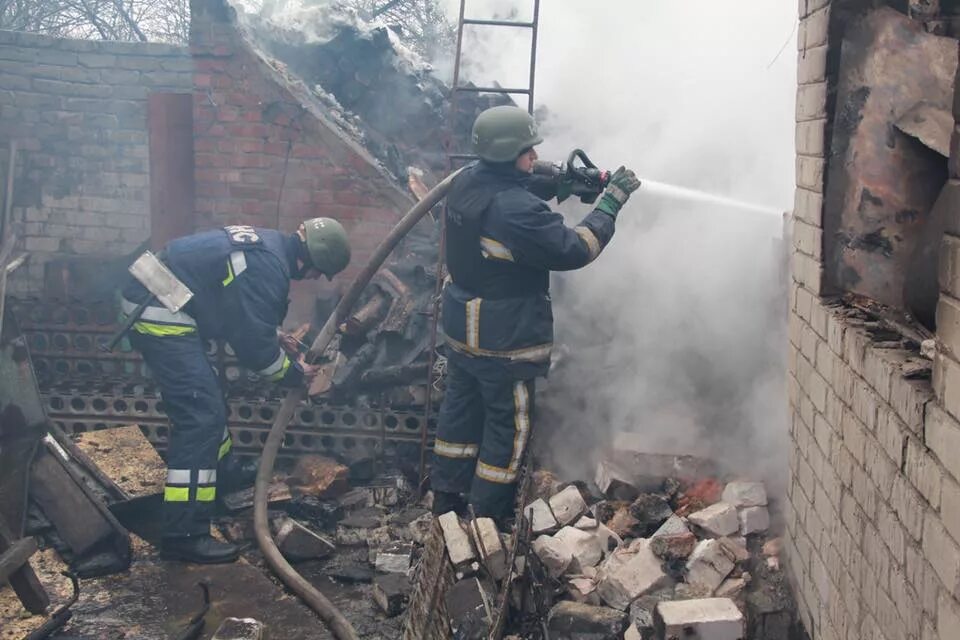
[462,18,535,28]
[454,86,530,95]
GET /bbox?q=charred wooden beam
[374,268,417,334]
[342,291,389,336]
[309,351,346,397]
[359,363,429,388]
[0,516,48,614]
[333,343,379,389]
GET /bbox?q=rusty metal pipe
[253,169,461,640]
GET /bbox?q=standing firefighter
[432,105,641,520]
[120,219,350,563]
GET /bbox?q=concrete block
[624,623,642,640]
[597,544,670,611]
[650,531,697,560]
[470,517,507,580]
[793,186,823,225]
[445,578,491,638]
[924,403,960,480]
[796,82,828,122]
[575,516,598,530]
[889,375,933,435]
[273,518,335,561]
[533,534,574,578]
[685,540,736,594]
[550,485,588,527]
[567,576,601,605]
[592,523,624,557]
[336,523,391,548]
[792,249,824,293]
[438,511,476,567]
[922,513,960,598]
[715,577,747,599]
[799,5,830,49]
[877,503,907,567]
[555,526,604,572]
[891,475,925,542]
[793,219,822,260]
[374,542,412,574]
[721,481,768,508]
[546,601,628,640]
[797,45,828,86]
[373,573,411,617]
[876,408,908,468]
[941,478,960,548]
[688,503,739,537]
[939,591,960,640]
[796,118,826,157]
[524,498,559,534]
[595,459,641,501]
[796,153,824,197]
[77,52,117,68]
[941,233,960,295]
[739,507,770,535]
[716,537,750,564]
[654,598,743,640]
[905,438,943,509]
[653,515,690,538]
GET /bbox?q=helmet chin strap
[292,264,310,281]
[293,232,315,280]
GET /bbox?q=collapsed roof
[231,0,515,183]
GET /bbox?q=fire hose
[253,169,463,640]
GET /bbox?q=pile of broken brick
[434,452,793,640]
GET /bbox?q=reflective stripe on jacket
[441,161,617,377]
[121,226,303,385]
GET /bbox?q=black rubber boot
[161,535,240,564]
[218,454,259,495]
[432,491,467,517]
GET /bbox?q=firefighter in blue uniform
[121,218,350,563]
[431,105,641,520]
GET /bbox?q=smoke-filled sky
[435,0,798,488]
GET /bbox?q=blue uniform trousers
[131,332,232,538]
[431,353,535,518]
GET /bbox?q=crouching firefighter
[119,219,350,563]
[431,105,641,521]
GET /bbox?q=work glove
[595,166,641,218]
[279,332,302,357]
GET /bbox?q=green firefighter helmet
[471,105,543,163]
[302,217,350,278]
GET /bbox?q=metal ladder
[418,0,542,484]
[447,0,542,160]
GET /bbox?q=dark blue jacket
[121,225,304,386]
[442,161,616,378]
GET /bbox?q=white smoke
[437,0,798,491]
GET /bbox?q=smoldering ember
[1,0,960,639]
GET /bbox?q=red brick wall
[189,0,415,321]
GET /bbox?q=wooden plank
[0,517,48,614]
[0,537,36,583]
[29,449,113,555]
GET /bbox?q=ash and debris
[1,452,431,639]
[419,448,803,640]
